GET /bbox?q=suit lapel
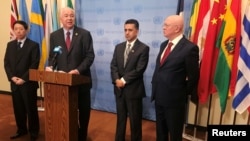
[68,26,80,52]
[15,39,29,65]
[58,29,68,52]
[160,37,185,66]
[168,37,185,57]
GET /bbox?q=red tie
[160,42,173,65]
[66,31,71,50]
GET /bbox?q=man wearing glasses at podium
[45,7,95,141]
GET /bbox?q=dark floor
[0,94,206,141]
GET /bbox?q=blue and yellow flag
[29,0,47,70]
[18,0,29,25]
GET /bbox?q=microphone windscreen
[53,46,62,54]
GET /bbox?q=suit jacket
[49,26,95,87]
[111,39,149,99]
[151,36,199,107]
[4,38,40,91]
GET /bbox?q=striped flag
[232,1,250,114]
[29,0,47,70]
[188,0,213,104]
[52,0,59,31]
[214,0,241,113]
[188,0,211,79]
[29,0,44,47]
[44,0,53,67]
[198,0,226,104]
[176,0,184,16]
[190,0,210,62]
[188,0,200,42]
[19,0,30,25]
[10,0,18,40]
[39,0,45,22]
[228,0,242,98]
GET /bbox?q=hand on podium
[45,66,53,72]
[68,69,80,74]
[58,70,66,73]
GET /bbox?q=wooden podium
[29,69,90,141]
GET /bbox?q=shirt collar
[17,37,27,47]
[169,34,183,46]
[127,38,137,48]
[63,28,74,35]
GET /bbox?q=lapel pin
[75,33,78,36]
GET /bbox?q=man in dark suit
[151,15,199,141]
[45,7,95,141]
[110,19,149,141]
[4,20,40,141]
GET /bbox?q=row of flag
[10,0,250,114]
[10,0,74,70]
[188,0,250,114]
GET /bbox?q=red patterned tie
[66,31,71,50]
[160,42,173,65]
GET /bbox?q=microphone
[51,46,62,70]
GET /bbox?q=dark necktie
[160,42,173,65]
[66,31,71,50]
[17,42,22,50]
[124,43,131,67]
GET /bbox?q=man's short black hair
[12,20,28,30]
[125,19,139,30]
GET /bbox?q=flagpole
[182,96,193,140]
[192,102,199,140]
[219,112,223,124]
[205,94,213,141]
[38,82,45,111]
[233,111,237,124]
[247,113,250,125]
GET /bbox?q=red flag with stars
[198,0,227,103]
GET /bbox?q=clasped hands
[115,79,125,88]
[12,76,25,85]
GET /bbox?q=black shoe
[30,135,38,141]
[10,132,28,139]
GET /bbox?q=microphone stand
[37,82,45,112]
[38,47,61,111]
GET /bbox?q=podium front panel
[44,83,78,141]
